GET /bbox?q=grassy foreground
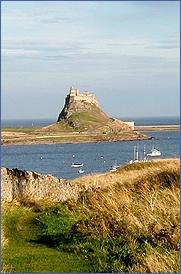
[2,159,180,272]
[2,204,92,272]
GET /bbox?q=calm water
[2,116,179,128]
[2,131,179,179]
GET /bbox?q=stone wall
[69,87,99,107]
[1,167,102,204]
[123,121,135,130]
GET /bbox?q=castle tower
[69,87,77,96]
[69,87,80,96]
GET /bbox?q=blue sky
[2,1,180,119]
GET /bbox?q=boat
[112,165,121,169]
[110,165,121,171]
[110,166,118,172]
[78,169,84,174]
[129,145,140,163]
[110,163,121,172]
[147,148,161,157]
[110,160,121,170]
[71,163,84,168]
[129,145,149,163]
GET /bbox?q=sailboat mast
[136,149,139,161]
[143,145,146,161]
[133,146,136,161]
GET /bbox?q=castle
[68,87,99,107]
[57,87,134,130]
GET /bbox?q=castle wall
[124,121,135,130]
[69,87,99,107]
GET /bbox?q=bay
[2,131,179,179]
[2,116,179,128]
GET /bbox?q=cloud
[158,39,179,44]
[1,48,70,60]
[2,38,86,51]
[2,49,40,57]
[2,35,179,61]
[145,39,179,50]
[40,16,75,24]
[44,55,70,60]
[152,45,179,49]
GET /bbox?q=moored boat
[78,169,84,174]
[147,148,161,157]
[71,163,84,168]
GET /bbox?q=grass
[2,159,180,272]
[2,203,92,272]
[2,127,38,133]
[2,129,146,146]
[2,109,147,145]
[67,111,106,131]
[69,111,105,123]
[42,110,108,132]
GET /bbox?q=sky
[2,1,180,119]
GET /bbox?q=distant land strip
[135,124,179,131]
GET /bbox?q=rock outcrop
[1,167,104,203]
[57,87,102,121]
[53,87,132,132]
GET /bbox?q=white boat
[71,163,84,168]
[147,148,161,157]
[78,169,84,174]
[111,160,121,170]
[129,145,140,163]
[110,164,121,172]
[110,167,118,172]
[129,145,149,163]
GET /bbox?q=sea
[2,117,180,179]
[1,116,180,128]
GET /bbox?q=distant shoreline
[1,134,150,147]
[2,126,150,146]
[135,125,179,131]
[2,117,179,128]
[1,124,179,146]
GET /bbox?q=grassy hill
[42,108,109,132]
[41,109,133,134]
[2,159,179,272]
[2,92,148,145]
[41,93,132,133]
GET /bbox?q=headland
[2,87,149,146]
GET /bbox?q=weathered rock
[57,87,109,122]
[55,87,132,132]
[1,167,102,203]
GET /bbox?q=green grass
[67,111,107,131]
[2,203,92,272]
[69,111,103,122]
[2,127,37,133]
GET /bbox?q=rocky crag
[57,87,101,121]
[2,87,148,145]
[43,87,133,133]
[1,167,107,204]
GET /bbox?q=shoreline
[1,135,150,147]
[135,124,179,131]
[2,124,178,147]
